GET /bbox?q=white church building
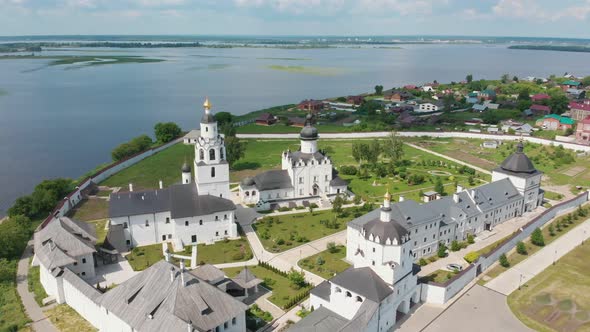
[239,114,349,210]
[107,98,238,252]
[291,142,544,331]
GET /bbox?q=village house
[531,93,550,102]
[525,104,551,116]
[346,95,364,105]
[567,88,586,99]
[561,80,581,90]
[384,90,413,102]
[416,100,443,112]
[183,129,201,145]
[535,114,575,131]
[576,116,590,145]
[297,99,324,112]
[478,89,496,100]
[472,103,488,112]
[288,116,306,127]
[255,113,277,126]
[569,100,590,121]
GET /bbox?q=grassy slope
[27,265,48,306]
[67,198,109,222]
[46,304,97,332]
[298,245,351,279]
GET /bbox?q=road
[485,217,590,295]
[16,241,58,332]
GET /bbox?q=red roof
[531,93,550,101]
[581,116,590,124]
[530,104,551,112]
[256,113,273,121]
[404,85,417,89]
[570,101,590,111]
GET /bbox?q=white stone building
[238,114,349,209]
[292,142,544,331]
[107,98,238,251]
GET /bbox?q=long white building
[292,142,544,331]
[239,114,349,210]
[108,98,238,251]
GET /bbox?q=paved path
[16,241,58,332]
[419,208,547,276]
[405,142,492,175]
[485,217,590,295]
[420,285,532,332]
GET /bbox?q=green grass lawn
[254,209,357,253]
[223,266,311,309]
[67,198,109,222]
[298,245,351,279]
[421,269,458,284]
[101,143,194,190]
[126,237,253,271]
[481,205,589,283]
[46,304,97,332]
[27,264,48,306]
[508,236,590,332]
[544,190,564,201]
[87,219,108,247]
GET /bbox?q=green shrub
[467,234,475,244]
[276,238,285,245]
[516,241,528,255]
[232,252,245,261]
[451,240,461,252]
[419,258,428,266]
[326,242,337,253]
[499,253,510,267]
[531,228,545,247]
[437,243,447,258]
[464,251,480,263]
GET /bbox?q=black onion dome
[182,162,191,173]
[499,142,536,173]
[300,114,318,141]
[363,219,408,245]
[241,177,255,186]
[201,112,216,124]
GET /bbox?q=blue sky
[1,0,590,37]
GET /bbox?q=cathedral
[238,114,349,210]
[107,98,238,251]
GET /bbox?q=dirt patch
[445,150,497,170]
[564,166,586,177]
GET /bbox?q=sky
[1,0,590,38]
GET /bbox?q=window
[74,262,78,266]
[209,149,215,160]
[356,296,363,302]
[224,214,228,220]
[299,177,303,184]
[325,175,328,181]
[81,272,86,276]
[199,149,204,160]
[211,167,215,177]
[215,216,219,221]
[145,220,149,227]
[168,234,172,239]
[191,235,197,243]
[372,248,375,253]
[165,217,170,224]
[199,220,203,225]
[185,221,189,226]
[123,222,128,229]
[335,287,342,293]
[162,235,166,241]
[224,230,228,235]
[346,291,352,297]
[215,231,219,236]
[126,240,131,246]
[252,190,256,196]
[232,317,236,325]
[372,260,375,266]
[220,148,224,160]
[224,322,228,329]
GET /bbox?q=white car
[446,263,463,272]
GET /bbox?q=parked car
[446,263,463,272]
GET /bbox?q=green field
[101,143,194,190]
[421,269,458,284]
[223,266,311,309]
[508,236,590,332]
[67,198,109,222]
[298,245,351,279]
[126,237,253,271]
[46,304,97,332]
[0,55,163,67]
[28,264,48,306]
[254,209,356,253]
[88,219,108,247]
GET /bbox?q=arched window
[220,148,224,160]
[356,296,363,302]
[205,127,208,132]
[252,190,256,196]
[245,191,250,197]
[345,291,352,298]
[211,167,215,178]
[335,287,342,293]
[199,149,204,160]
[209,149,215,161]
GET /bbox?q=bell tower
[194,97,230,199]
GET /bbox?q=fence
[40,137,183,228]
[422,191,589,305]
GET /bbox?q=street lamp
[553,249,557,265]
[518,273,524,290]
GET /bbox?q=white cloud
[492,0,590,21]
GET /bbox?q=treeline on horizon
[509,45,590,53]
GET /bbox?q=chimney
[187,322,193,332]
[456,184,463,193]
[180,260,186,287]
[453,192,460,204]
[129,183,134,192]
[398,195,405,202]
[170,267,175,282]
[159,180,163,189]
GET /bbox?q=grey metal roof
[34,217,97,270]
[201,112,216,124]
[286,151,326,164]
[362,216,409,244]
[109,183,235,219]
[231,268,262,289]
[189,264,225,283]
[63,269,102,302]
[497,142,538,174]
[99,260,247,332]
[339,300,379,332]
[330,267,393,302]
[181,162,191,173]
[330,176,348,187]
[310,280,331,301]
[252,170,293,191]
[288,307,348,332]
[300,125,319,140]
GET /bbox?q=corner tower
[194,97,230,199]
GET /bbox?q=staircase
[318,193,332,208]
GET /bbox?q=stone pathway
[16,241,58,332]
[405,142,492,175]
[485,218,590,296]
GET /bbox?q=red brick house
[297,99,324,112]
[569,100,590,121]
[528,104,551,116]
[531,93,550,102]
[288,117,306,128]
[346,95,364,105]
[384,90,413,102]
[576,116,590,145]
[255,113,277,126]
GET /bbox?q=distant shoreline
[509,45,590,53]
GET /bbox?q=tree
[512,76,519,82]
[443,94,454,112]
[517,88,531,101]
[352,143,363,166]
[531,228,545,247]
[374,85,384,95]
[450,240,460,252]
[582,76,590,87]
[383,132,404,163]
[288,269,306,289]
[9,178,74,218]
[112,135,152,161]
[548,224,556,236]
[225,136,246,168]
[154,122,181,143]
[468,175,475,186]
[466,74,473,83]
[214,111,233,126]
[437,242,447,258]
[316,256,325,266]
[467,234,475,244]
[326,242,338,253]
[332,195,344,214]
[499,74,509,83]
[516,241,528,255]
[499,253,510,267]
[434,177,445,196]
[220,122,236,137]
[547,93,569,114]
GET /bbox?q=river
[1,43,589,215]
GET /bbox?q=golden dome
[203,97,211,110]
[384,190,391,201]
